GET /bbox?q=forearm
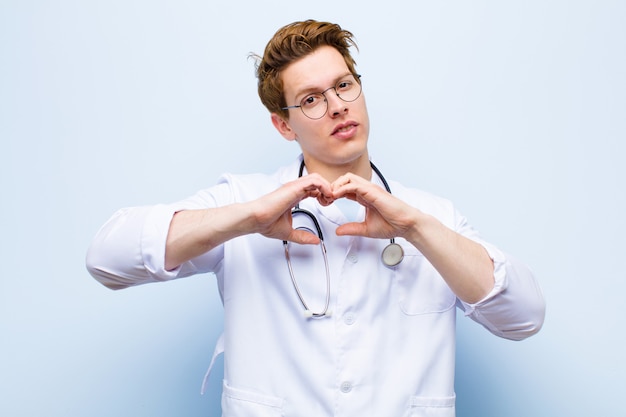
[164,203,255,271]
[406,213,495,304]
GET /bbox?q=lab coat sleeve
[456,220,546,341]
[86,183,232,290]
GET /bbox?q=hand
[331,173,418,240]
[250,173,334,244]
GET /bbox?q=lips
[332,121,358,137]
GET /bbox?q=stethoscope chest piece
[381,241,404,267]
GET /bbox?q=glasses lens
[300,74,362,119]
[301,93,327,119]
[336,75,362,102]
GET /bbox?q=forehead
[281,46,351,98]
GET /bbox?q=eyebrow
[293,72,353,101]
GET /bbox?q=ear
[271,113,297,142]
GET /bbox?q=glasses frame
[282,74,362,120]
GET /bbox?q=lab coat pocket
[394,243,456,315]
[221,380,284,417]
[404,395,456,417]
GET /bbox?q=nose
[326,90,348,117]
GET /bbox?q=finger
[331,174,373,198]
[335,222,367,237]
[301,173,333,193]
[286,228,321,245]
[330,173,354,193]
[317,192,335,206]
[297,174,334,205]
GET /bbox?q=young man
[87,20,545,417]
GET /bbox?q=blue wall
[1,1,625,416]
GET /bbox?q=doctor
[87,20,545,417]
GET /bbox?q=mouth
[332,122,358,136]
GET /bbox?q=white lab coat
[86,156,545,417]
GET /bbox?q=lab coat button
[340,381,352,393]
[343,312,356,325]
[347,253,358,263]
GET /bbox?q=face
[271,46,370,178]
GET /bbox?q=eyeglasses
[282,74,362,120]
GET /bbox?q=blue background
[1,1,624,416]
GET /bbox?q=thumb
[335,222,367,237]
[287,228,321,245]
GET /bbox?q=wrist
[404,211,438,249]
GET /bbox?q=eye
[301,93,325,108]
[337,80,354,92]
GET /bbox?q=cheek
[359,103,370,133]
[293,122,324,143]
[359,97,369,118]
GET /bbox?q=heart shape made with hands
[315,190,336,207]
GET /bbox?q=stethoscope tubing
[283,218,331,318]
[283,160,403,319]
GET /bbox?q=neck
[302,154,372,182]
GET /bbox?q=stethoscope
[282,160,404,319]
